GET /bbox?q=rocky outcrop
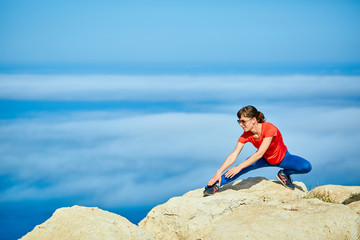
[19,205,156,240]
[139,177,360,240]
[20,177,360,240]
[308,184,360,217]
[188,199,359,240]
[308,184,360,204]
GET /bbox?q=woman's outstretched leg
[204,158,271,196]
[220,157,272,186]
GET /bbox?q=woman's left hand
[225,166,242,179]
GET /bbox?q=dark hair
[237,105,265,123]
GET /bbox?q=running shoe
[276,170,295,190]
[203,182,220,196]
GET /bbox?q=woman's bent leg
[220,157,272,186]
[278,151,312,176]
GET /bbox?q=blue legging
[220,150,312,186]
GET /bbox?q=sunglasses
[237,118,252,125]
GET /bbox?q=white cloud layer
[1,107,360,206]
[0,74,360,208]
[0,74,359,102]
[0,112,238,205]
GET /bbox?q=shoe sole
[276,174,295,190]
[203,186,219,196]
[203,191,216,197]
[203,192,211,197]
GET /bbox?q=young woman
[204,105,312,196]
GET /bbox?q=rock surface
[349,201,360,215]
[139,177,360,240]
[308,184,360,204]
[19,205,156,240]
[20,177,360,240]
[188,199,359,240]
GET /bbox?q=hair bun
[237,105,266,123]
[257,111,265,123]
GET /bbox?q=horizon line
[1,62,360,75]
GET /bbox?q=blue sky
[1,0,360,68]
[1,1,360,240]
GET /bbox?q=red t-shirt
[238,122,287,164]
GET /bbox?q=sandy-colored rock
[191,199,360,240]
[308,185,360,204]
[349,201,360,215]
[139,177,308,240]
[20,177,360,240]
[20,205,156,240]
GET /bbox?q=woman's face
[238,115,254,132]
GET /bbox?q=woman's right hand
[207,143,244,187]
[208,171,222,187]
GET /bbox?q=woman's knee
[301,160,312,173]
[290,154,312,174]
